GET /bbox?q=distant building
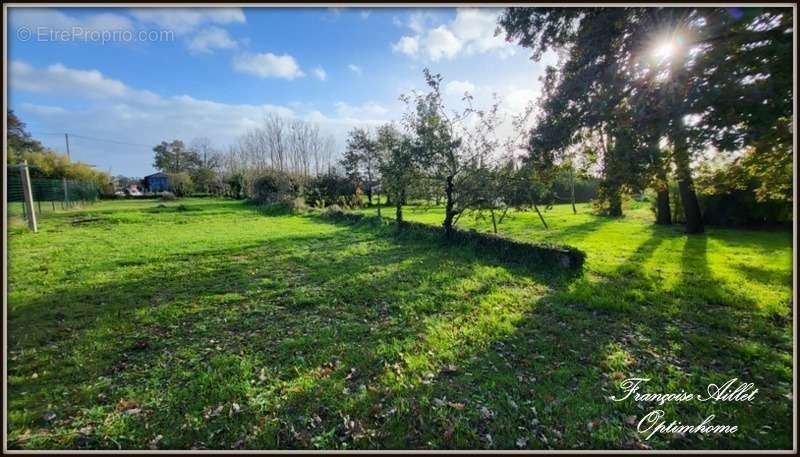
[125,184,143,196]
[143,172,170,193]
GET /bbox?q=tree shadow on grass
[267,226,791,450]
[7,213,792,451]
[7,217,581,449]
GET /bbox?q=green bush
[305,172,362,208]
[168,173,194,197]
[250,170,301,204]
[258,197,308,215]
[225,173,246,199]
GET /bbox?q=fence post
[20,161,38,232]
[63,177,69,208]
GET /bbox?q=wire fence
[7,173,100,218]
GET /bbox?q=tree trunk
[656,188,671,225]
[608,190,623,217]
[676,176,703,233]
[654,165,672,225]
[443,175,455,238]
[490,209,498,234]
[377,189,382,217]
[651,137,672,225]
[569,166,577,214]
[366,186,373,206]
[672,131,704,234]
[395,190,403,223]
[533,202,549,230]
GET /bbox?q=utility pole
[64,133,71,159]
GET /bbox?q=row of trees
[498,6,792,233]
[227,115,338,178]
[338,70,562,236]
[148,116,340,198]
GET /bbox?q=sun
[653,40,675,60]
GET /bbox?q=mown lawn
[6,198,793,450]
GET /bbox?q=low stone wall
[319,208,586,271]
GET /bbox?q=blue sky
[8,7,555,177]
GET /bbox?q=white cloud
[233,53,305,80]
[313,66,327,81]
[425,26,463,61]
[503,86,538,115]
[392,8,515,62]
[334,101,389,119]
[188,26,237,53]
[20,103,69,116]
[445,80,476,96]
[408,11,436,34]
[9,61,392,175]
[391,36,419,57]
[451,8,514,58]
[129,7,245,35]
[10,60,161,103]
[348,64,363,76]
[360,10,371,20]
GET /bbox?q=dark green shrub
[250,170,300,204]
[168,173,193,197]
[305,172,362,208]
[225,173,246,199]
[652,181,791,228]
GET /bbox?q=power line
[29,131,153,149]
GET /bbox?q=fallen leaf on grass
[149,435,163,450]
[203,404,224,420]
[117,398,141,414]
[441,364,458,375]
[479,406,495,421]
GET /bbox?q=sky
[7,7,556,177]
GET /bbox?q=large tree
[687,8,793,202]
[7,110,43,158]
[401,70,505,238]
[152,139,200,174]
[341,128,381,205]
[514,10,654,218]
[500,6,793,233]
[376,124,414,222]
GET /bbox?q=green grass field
[6,198,794,450]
